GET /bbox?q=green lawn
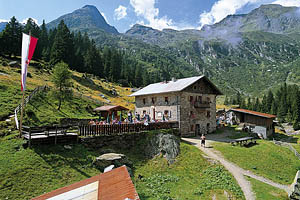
[247,177,288,200]
[213,140,300,185]
[0,139,101,200]
[132,142,244,200]
[0,137,245,200]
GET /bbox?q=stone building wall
[179,91,216,137]
[133,78,219,137]
[135,93,180,121]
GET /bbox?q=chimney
[171,77,177,82]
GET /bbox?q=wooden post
[55,125,57,145]
[19,91,25,138]
[28,127,31,148]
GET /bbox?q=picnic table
[231,137,257,146]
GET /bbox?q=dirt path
[182,137,291,200]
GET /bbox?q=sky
[1,0,300,33]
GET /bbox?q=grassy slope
[247,177,288,200]
[0,138,101,200]
[0,135,245,200]
[132,142,244,200]
[213,140,300,185]
[0,58,134,126]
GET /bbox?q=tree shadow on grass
[272,132,298,144]
[72,75,114,97]
[32,144,100,179]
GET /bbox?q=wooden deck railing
[22,125,76,147]
[78,121,179,137]
[15,85,48,129]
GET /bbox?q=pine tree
[0,16,22,57]
[266,90,274,113]
[292,91,300,130]
[224,96,229,105]
[254,97,260,111]
[261,95,267,113]
[50,20,74,67]
[51,62,72,110]
[40,20,49,61]
[246,97,252,110]
[103,46,112,79]
[134,64,143,87]
[24,18,41,59]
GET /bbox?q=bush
[293,122,300,131]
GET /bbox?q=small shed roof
[33,165,140,200]
[93,105,129,112]
[231,108,276,119]
[129,75,222,97]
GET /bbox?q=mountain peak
[82,5,97,9]
[47,5,118,34]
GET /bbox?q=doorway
[196,124,200,136]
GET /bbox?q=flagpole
[19,31,31,138]
[19,91,25,138]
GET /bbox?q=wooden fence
[15,85,48,129]
[79,121,179,137]
[22,125,77,147]
[273,139,300,160]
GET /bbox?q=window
[189,96,193,102]
[207,111,211,118]
[191,125,194,131]
[165,97,169,104]
[198,96,202,103]
[143,98,146,105]
[207,97,210,103]
[190,111,195,118]
[152,97,156,104]
[193,85,197,90]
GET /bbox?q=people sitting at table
[89,120,96,125]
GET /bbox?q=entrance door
[207,123,210,134]
[196,124,200,136]
[153,108,155,121]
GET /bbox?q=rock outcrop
[144,133,180,164]
[93,153,133,175]
[290,170,300,199]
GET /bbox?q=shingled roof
[33,166,139,200]
[129,75,222,97]
[231,108,276,119]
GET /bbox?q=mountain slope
[47,4,300,96]
[47,5,118,34]
[0,22,7,32]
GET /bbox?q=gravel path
[182,137,290,200]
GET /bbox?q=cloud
[0,19,8,23]
[198,0,300,29]
[114,5,127,20]
[101,12,109,23]
[21,18,39,25]
[199,0,260,28]
[272,0,300,7]
[129,0,176,30]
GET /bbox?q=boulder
[144,133,180,164]
[289,170,300,199]
[93,153,133,174]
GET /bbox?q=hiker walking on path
[201,134,206,147]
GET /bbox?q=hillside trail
[182,135,291,200]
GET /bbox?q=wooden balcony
[194,101,210,108]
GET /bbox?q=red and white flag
[21,33,38,91]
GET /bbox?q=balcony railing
[194,101,210,108]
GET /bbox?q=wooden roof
[129,75,222,97]
[33,166,139,200]
[93,105,129,112]
[231,108,276,119]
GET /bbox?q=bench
[231,137,257,146]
